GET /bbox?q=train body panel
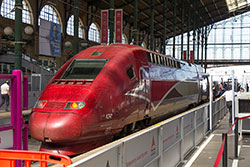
[29,44,209,155]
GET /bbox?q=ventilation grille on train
[44,102,66,109]
[52,79,92,85]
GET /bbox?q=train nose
[29,111,82,142]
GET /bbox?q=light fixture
[4,27,13,36]
[80,42,88,47]
[24,26,34,35]
[64,41,72,47]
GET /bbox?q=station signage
[115,9,123,43]
[101,10,109,43]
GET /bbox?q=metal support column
[109,0,114,43]
[150,0,155,50]
[187,6,190,62]
[163,0,167,54]
[231,22,234,59]
[172,0,176,58]
[204,26,208,72]
[133,0,138,45]
[201,27,204,67]
[222,22,226,59]
[240,15,243,59]
[73,0,79,55]
[197,25,200,64]
[14,0,23,70]
[181,2,184,60]
[193,17,196,62]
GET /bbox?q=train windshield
[61,59,108,80]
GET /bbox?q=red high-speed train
[29,44,209,155]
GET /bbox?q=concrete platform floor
[183,112,250,167]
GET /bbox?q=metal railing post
[209,75,213,131]
[222,133,228,167]
[235,118,238,158]
[158,127,163,167]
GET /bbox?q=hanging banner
[39,19,61,57]
[101,10,109,43]
[190,50,194,63]
[183,51,187,62]
[115,9,123,43]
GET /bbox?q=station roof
[83,0,250,38]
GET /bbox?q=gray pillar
[181,2,184,60]
[214,27,217,59]
[172,0,176,58]
[204,26,208,72]
[222,22,226,59]
[109,0,114,43]
[150,0,155,50]
[231,21,234,59]
[163,0,167,54]
[14,0,23,70]
[73,0,79,55]
[197,26,200,64]
[201,27,204,67]
[187,7,190,62]
[133,0,138,45]
[240,15,243,59]
[193,17,196,62]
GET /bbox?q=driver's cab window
[126,66,135,80]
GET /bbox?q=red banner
[115,9,123,43]
[101,10,108,43]
[190,50,194,64]
[183,51,187,62]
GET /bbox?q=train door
[139,67,151,116]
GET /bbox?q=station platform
[184,112,250,167]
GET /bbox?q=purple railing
[0,70,28,167]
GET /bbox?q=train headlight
[64,101,85,110]
[34,100,47,109]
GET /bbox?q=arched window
[141,42,146,48]
[88,23,100,43]
[0,0,32,24]
[39,5,60,25]
[122,34,127,44]
[66,15,83,38]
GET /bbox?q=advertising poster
[115,9,123,43]
[190,50,194,63]
[183,50,187,62]
[101,10,109,43]
[39,19,61,57]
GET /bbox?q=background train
[29,44,209,155]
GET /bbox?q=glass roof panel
[226,0,250,12]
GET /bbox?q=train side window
[174,60,177,68]
[169,59,172,67]
[146,52,151,63]
[154,54,158,64]
[150,53,155,63]
[166,58,169,67]
[171,60,174,68]
[158,55,161,65]
[160,56,164,65]
[177,62,181,68]
[126,66,135,79]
